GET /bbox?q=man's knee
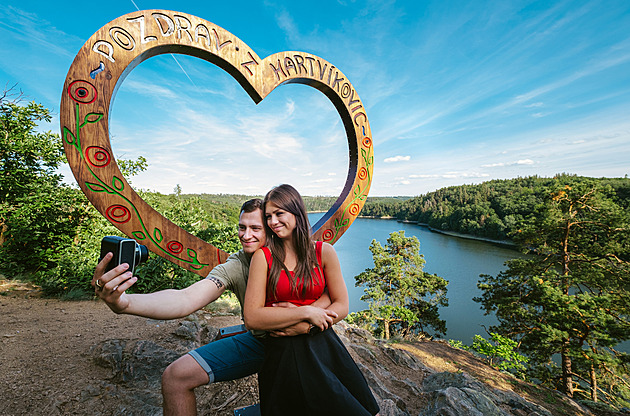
[162,354,209,391]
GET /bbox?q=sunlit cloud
[122,79,178,99]
[384,155,411,163]
[482,159,535,168]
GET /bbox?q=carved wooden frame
[60,10,373,276]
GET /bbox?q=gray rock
[420,371,557,416]
[174,320,200,341]
[351,343,378,363]
[121,340,180,386]
[90,339,126,377]
[421,385,508,416]
[382,344,425,371]
[82,319,594,416]
[379,398,409,416]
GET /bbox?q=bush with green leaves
[35,190,241,297]
[0,89,242,296]
[449,333,529,378]
[0,91,85,277]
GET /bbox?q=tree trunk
[561,342,574,397]
[590,363,597,402]
[560,220,573,398]
[384,320,390,340]
[0,221,6,246]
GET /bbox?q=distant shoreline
[308,211,394,219]
[308,212,516,248]
[410,222,516,248]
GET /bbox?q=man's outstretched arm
[93,252,225,320]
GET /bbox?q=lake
[308,213,521,343]
[309,214,630,353]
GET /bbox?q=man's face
[238,209,266,254]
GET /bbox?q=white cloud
[123,79,178,99]
[442,172,490,179]
[482,159,534,168]
[384,155,411,163]
[516,159,534,165]
[409,174,439,179]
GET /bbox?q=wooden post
[60,10,373,276]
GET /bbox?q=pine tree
[348,231,448,339]
[476,179,630,405]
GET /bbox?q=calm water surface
[309,214,520,343]
[309,214,630,352]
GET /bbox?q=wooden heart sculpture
[60,10,373,276]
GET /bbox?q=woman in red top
[244,184,379,416]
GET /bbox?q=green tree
[449,332,529,377]
[36,187,241,297]
[476,180,630,406]
[0,88,241,297]
[0,88,85,276]
[348,231,448,339]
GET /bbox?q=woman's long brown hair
[263,184,323,299]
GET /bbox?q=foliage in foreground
[1,91,85,277]
[347,231,448,340]
[30,189,241,297]
[0,93,240,297]
[449,332,529,378]
[476,179,630,407]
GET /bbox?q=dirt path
[0,283,243,415]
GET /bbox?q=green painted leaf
[112,176,124,191]
[62,127,76,145]
[85,182,112,193]
[153,228,163,243]
[80,112,103,128]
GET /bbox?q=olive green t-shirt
[205,249,251,308]
[206,249,267,337]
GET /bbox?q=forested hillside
[186,193,410,214]
[361,175,630,241]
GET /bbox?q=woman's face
[265,200,297,240]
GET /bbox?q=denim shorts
[188,331,265,384]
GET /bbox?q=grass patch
[59,287,91,301]
[203,291,241,315]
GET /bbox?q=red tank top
[261,241,326,307]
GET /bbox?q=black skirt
[258,328,380,416]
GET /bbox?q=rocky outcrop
[83,317,596,416]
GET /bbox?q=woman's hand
[301,305,338,331]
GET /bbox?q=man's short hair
[240,198,263,214]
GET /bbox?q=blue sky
[1,0,629,197]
